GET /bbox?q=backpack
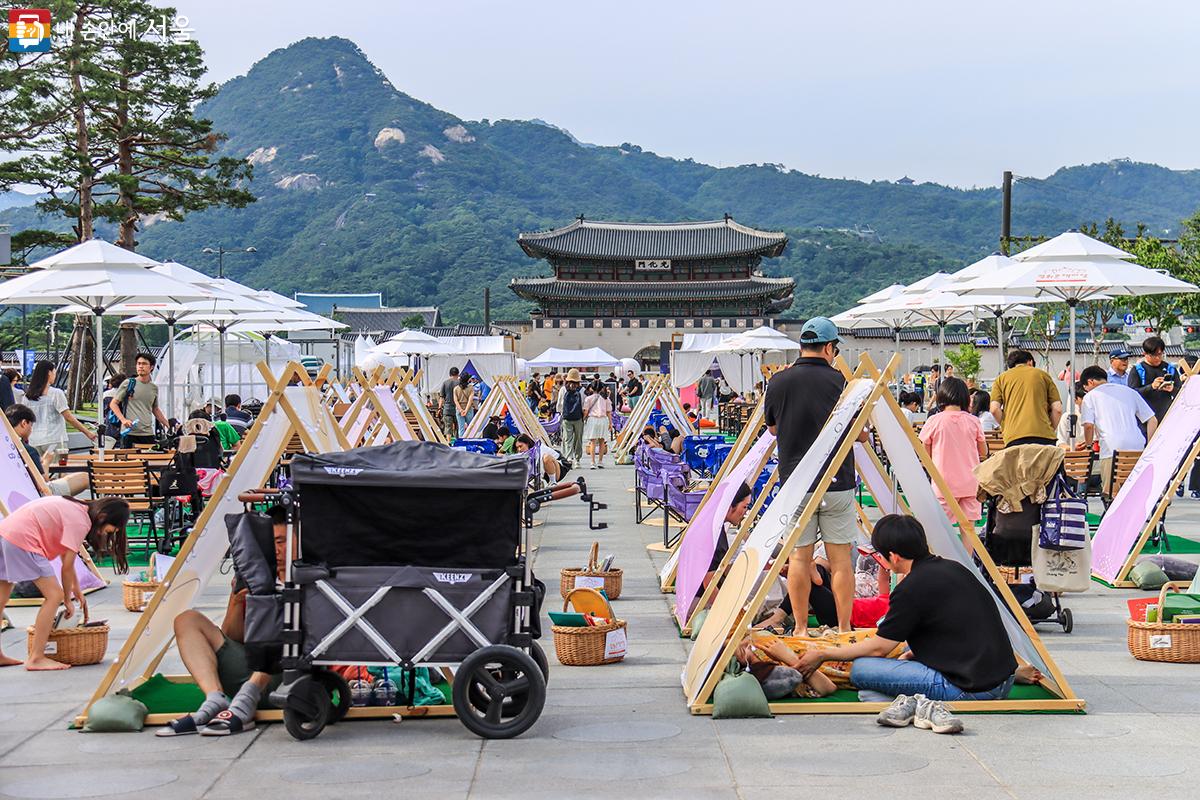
[1133,361,1177,386]
[105,378,137,427]
[562,388,583,421]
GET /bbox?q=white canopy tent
[373,329,456,357]
[525,346,622,370]
[149,328,301,420]
[671,327,800,394]
[420,336,516,394]
[956,230,1200,441]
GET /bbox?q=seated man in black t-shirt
[797,515,1040,733]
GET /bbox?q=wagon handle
[588,541,599,572]
[237,488,280,503]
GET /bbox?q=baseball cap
[1109,348,1132,360]
[799,316,842,345]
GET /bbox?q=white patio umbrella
[955,230,1200,440]
[373,329,455,356]
[838,290,1036,369]
[857,283,906,305]
[901,271,954,294]
[0,240,212,427]
[703,326,799,394]
[57,262,283,417]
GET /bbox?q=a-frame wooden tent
[682,354,1083,715]
[462,375,552,446]
[614,373,695,459]
[77,362,362,724]
[1092,358,1200,587]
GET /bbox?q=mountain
[4,37,1200,322]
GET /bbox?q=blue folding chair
[682,434,726,476]
[451,438,497,455]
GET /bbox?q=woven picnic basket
[1128,582,1200,663]
[27,623,109,666]
[559,542,622,600]
[551,588,627,666]
[122,553,161,612]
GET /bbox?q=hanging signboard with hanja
[635,259,671,271]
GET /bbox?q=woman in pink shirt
[918,377,988,524]
[0,496,130,670]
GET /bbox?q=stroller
[236,440,547,741]
[981,476,1074,634]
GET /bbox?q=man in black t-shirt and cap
[798,515,1036,734]
[764,316,865,633]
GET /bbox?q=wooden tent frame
[462,375,552,446]
[684,354,1083,715]
[1094,357,1200,587]
[658,394,768,591]
[0,412,108,605]
[76,362,463,724]
[676,361,898,634]
[614,374,696,459]
[338,367,423,447]
[76,361,463,725]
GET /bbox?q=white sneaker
[875,694,917,727]
[914,695,963,734]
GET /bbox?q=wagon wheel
[312,668,353,723]
[453,645,546,739]
[282,675,331,741]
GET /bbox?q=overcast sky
[168,0,1200,188]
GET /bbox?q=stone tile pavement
[2,464,1199,799]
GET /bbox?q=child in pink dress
[918,377,988,523]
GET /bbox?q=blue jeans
[456,409,474,436]
[851,657,1014,702]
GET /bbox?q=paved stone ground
[2,464,1199,799]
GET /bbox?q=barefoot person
[0,497,129,670]
[797,515,1041,734]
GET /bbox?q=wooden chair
[1108,450,1143,503]
[984,431,1006,457]
[87,460,169,552]
[1061,448,1096,498]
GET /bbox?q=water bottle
[121,418,139,438]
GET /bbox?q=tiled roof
[509,276,794,303]
[333,306,441,331]
[518,217,788,260]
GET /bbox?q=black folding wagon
[244,440,547,740]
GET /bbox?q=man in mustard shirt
[989,350,1062,446]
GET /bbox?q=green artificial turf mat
[772,681,1080,713]
[130,674,207,714]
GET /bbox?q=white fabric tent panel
[526,346,622,369]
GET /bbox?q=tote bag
[1031,531,1092,593]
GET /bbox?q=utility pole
[1000,170,1013,255]
[484,287,491,332]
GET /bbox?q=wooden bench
[88,460,169,552]
[984,431,1006,457]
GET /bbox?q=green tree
[1,1,254,247]
[944,343,981,381]
[400,314,426,329]
[1078,218,1126,363]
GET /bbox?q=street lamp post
[201,244,258,398]
[201,244,257,279]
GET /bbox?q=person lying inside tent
[796,514,1042,731]
[6,404,90,497]
[481,414,504,441]
[658,424,685,455]
[158,506,288,736]
[640,427,663,450]
[514,433,567,483]
[735,630,837,700]
[754,544,891,634]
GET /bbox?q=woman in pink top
[582,381,614,469]
[0,496,130,670]
[918,377,988,523]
